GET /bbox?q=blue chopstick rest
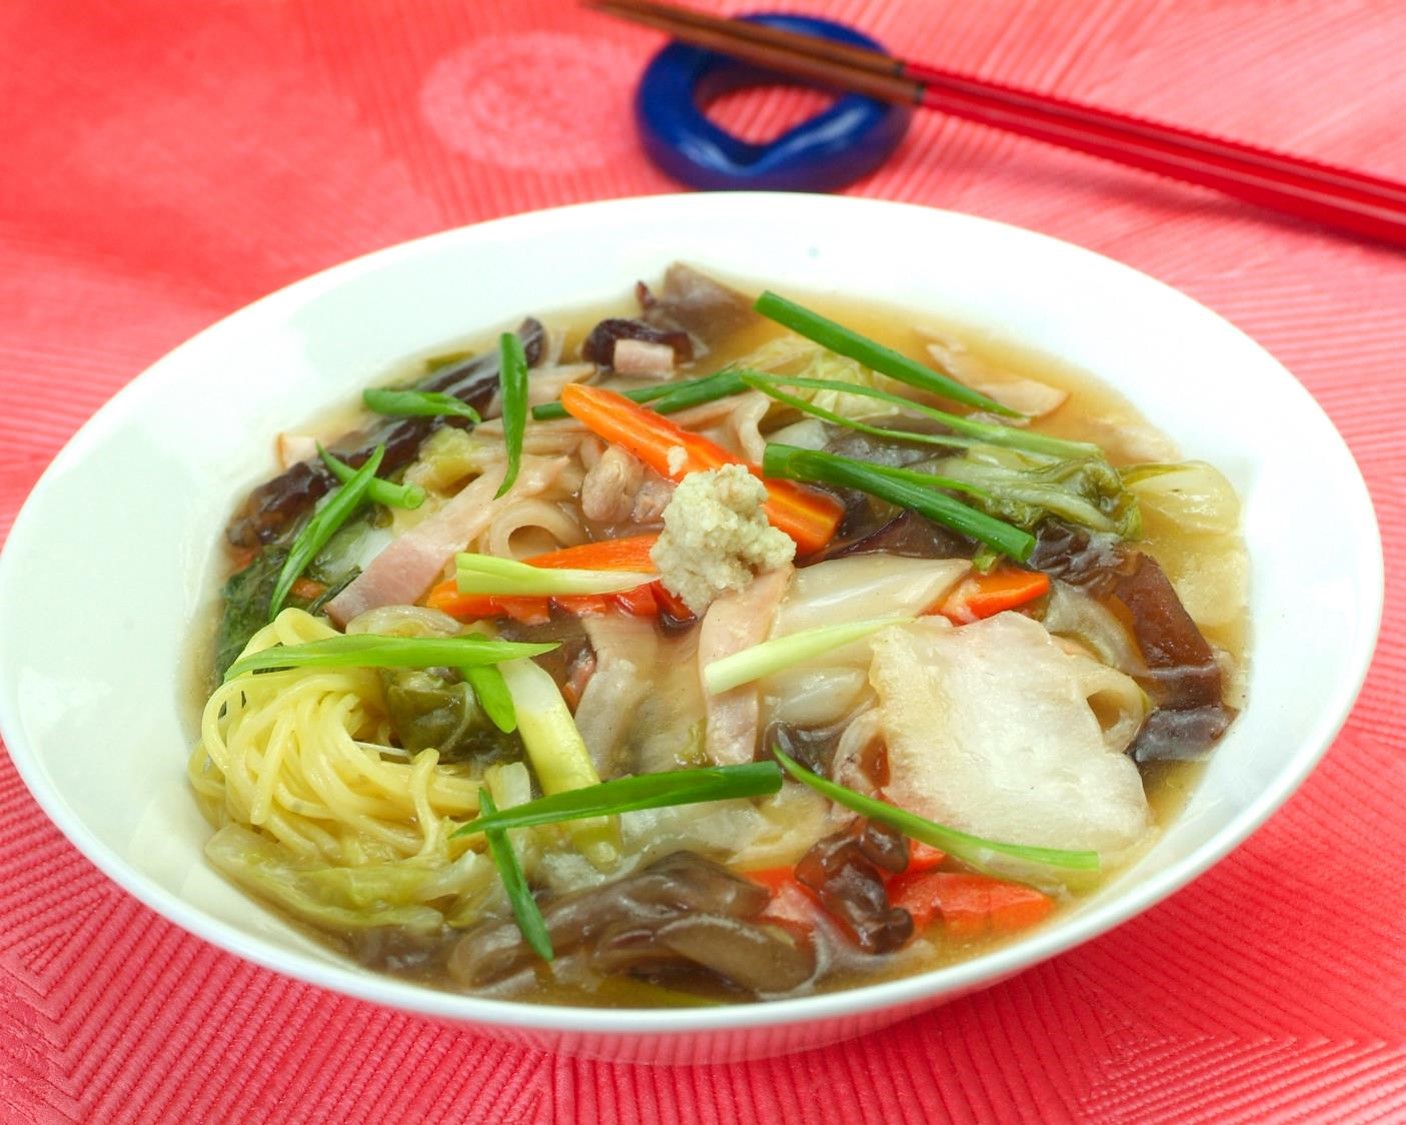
[634,13,911,192]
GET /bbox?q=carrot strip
[744,866,799,895]
[289,576,327,601]
[426,580,667,623]
[426,536,663,622]
[560,383,842,553]
[905,841,948,874]
[649,580,696,623]
[608,584,662,616]
[746,867,824,935]
[934,568,1050,624]
[494,596,554,626]
[523,534,660,572]
[888,871,1054,936]
[424,585,552,623]
[228,545,259,574]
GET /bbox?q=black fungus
[795,821,913,954]
[1030,521,1236,761]
[638,263,759,345]
[447,852,814,994]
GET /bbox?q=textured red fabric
[2,1,1404,1120]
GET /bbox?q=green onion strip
[763,443,1035,561]
[531,368,748,422]
[703,616,914,695]
[224,633,557,681]
[268,444,385,621]
[455,553,655,598]
[478,790,553,962]
[496,332,529,498]
[773,748,1100,881]
[742,371,1101,461]
[362,387,482,423]
[753,290,1018,417]
[452,762,783,837]
[318,445,425,510]
[463,663,517,734]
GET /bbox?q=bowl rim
[0,192,1385,1037]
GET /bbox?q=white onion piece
[727,391,772,464]
[1042,581,1147,677]
[773,555,969,637]
[762,665,871,729]
[1126,461,1241,536]
[764,418,829,450]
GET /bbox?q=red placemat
[2,1,1403,1120]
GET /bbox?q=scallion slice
[772,748,1100,881]
[478,790,553,962]
[744,377,984,454]
[530,369,748,421]
[463,663,517,733]
[703,616,913,695]
[224,633,557,681]
[742,371,1101,460]
[452,762,783,837]
[763,443,1035,560]
[268,444,384,620]
[646,368,750,414]
[754,291,1018,417]
[318,445,426,510]
[496,332,528,498]
[362,387,482,424]
[455,553,654,598]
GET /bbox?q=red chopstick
[589,0,1406,249]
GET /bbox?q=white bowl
[0,194,1382,1064]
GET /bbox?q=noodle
[189,610,482,868]
[478,497,585,559]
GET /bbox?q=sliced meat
[873,615,1151,859]
[697,566,792,765]
[581,319,691,369]
[611,338,676,379]
[573,615,660,776]
[581,445,646,525]
[324,456,566,626]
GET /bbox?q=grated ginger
[650,465,795,614]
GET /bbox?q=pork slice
[873,614,1150,858]
[698,566,792,765]
[611,338,676,379]
[324,456,566,627]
